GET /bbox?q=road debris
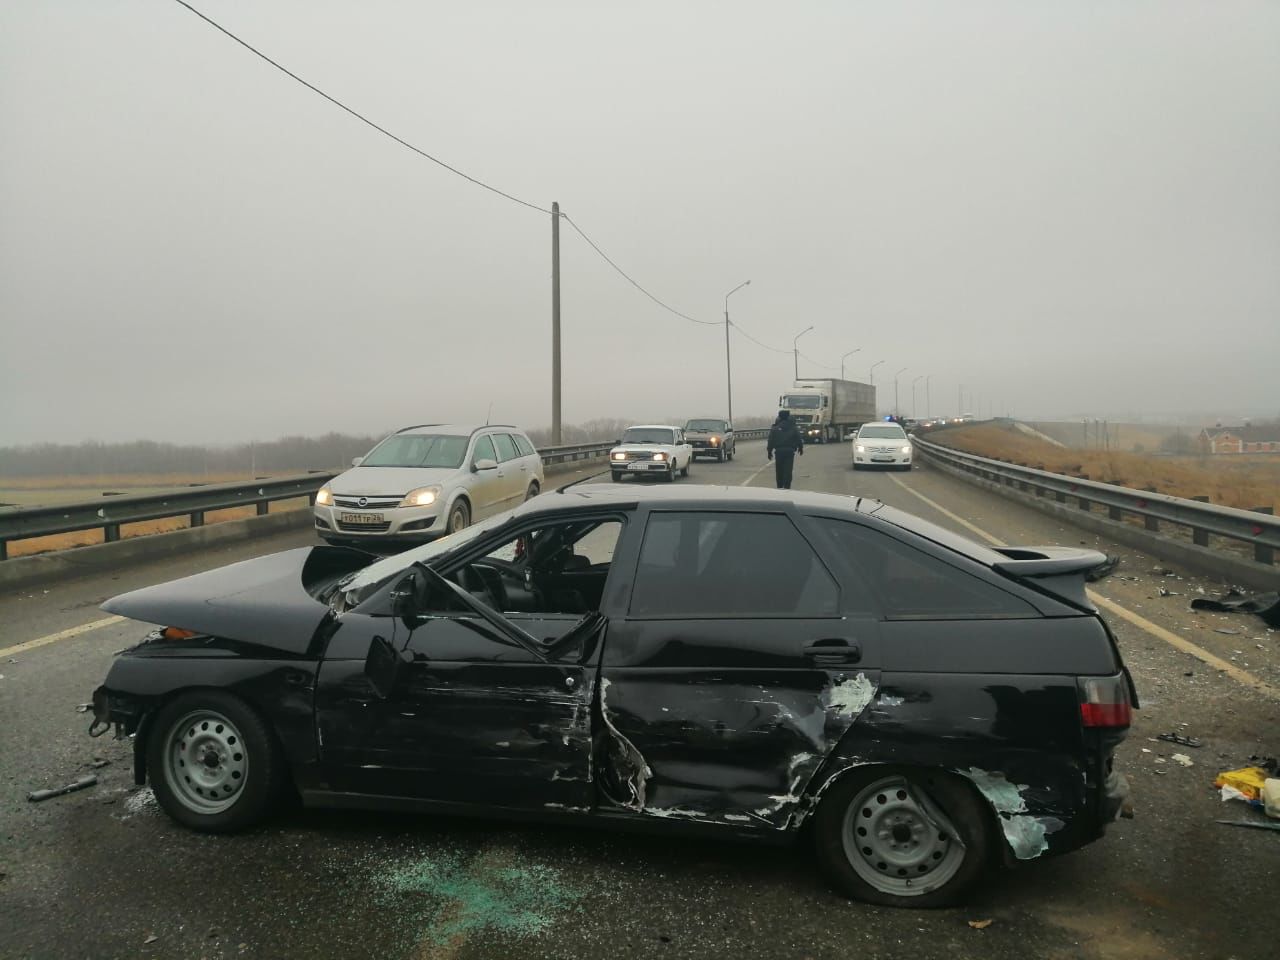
[1172,754,1194,767]
[1214,628,1241,636]
[74,703,92,713]
[28,774,98,802]
[1156,732,1203,748]
[143,934,158,945]
[1215,767,1269,801]
[89,758,111,770]
[1263,779,1280,819]
[967,919,994,930]
[1215,819,1280,832]
[1190,589,1280,627]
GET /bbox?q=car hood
[329,466,459,497]
[100,547,375,656]
[684,430,724,437]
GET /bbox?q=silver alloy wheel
[449,503,468,533]
[841,776,966,896]
[164,709,248,814]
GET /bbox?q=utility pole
[551,202,561,445]
[926,375,932,419]
[958,385,963,418]
[894,367,908,418]
[912,375,923,418]
[841,347,861,381]
[724,281,750,426]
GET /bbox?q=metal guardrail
[914,436,1279,566]
[0,433,772,560]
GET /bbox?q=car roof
[395,423,525,437]
[516,482,1008,566]
[623,424,680,431]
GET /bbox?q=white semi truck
[778,378,877,443]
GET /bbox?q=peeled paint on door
[961,767,1064,860]
[597,671,879,828]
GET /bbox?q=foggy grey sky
[2,0,1277,446]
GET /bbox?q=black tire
[146,690,286,833]
[852,463,861,471]
[447,498,471,533]
[681,459,691,478]
[717,449,726,463]
[813,766,994,908]
[665,464,677,482]
[612,470,625,483]
[728,444,735,461]
[525,482,540,501]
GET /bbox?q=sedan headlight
[611,451,626,461]
[315,485,333,506]
[901,445,912,454]
[399,486,440,507]
[652,452,667,461]
[710,436,720,445]
[855,444,866,453]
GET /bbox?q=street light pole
[926,375,932,419]
[551,201,561,445]
[912,375,923,418]
[793,325,814,380]
[841,347,861,381]
[894,367,908,418]
[723,280,750,426]
[869,360,883,384]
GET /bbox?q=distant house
[1199,424,1280,454]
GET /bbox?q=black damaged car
[90,484,1135,907]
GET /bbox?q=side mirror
[473,458,498,472]
[390,572,420,619]
[351,456,364,467]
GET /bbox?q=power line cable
[729,321,791,354]
[559,214,719,326]
[167,0,550,214]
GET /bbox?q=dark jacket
[767,419,804,456]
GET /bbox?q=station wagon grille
[334,496,402,510]
[615,451,661,462]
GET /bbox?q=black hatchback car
[90,484,1134,907]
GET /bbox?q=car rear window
[813,519,1036,620]
[513,434,537,457]
[630,512,838,618]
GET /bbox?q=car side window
[472,435,497,464]
[513,434,537,458]
[630,512,839,618]
[813,518,1037,620]
[492,433,519,462]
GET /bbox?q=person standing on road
[767,410,804,489]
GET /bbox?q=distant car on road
[852,422,912,470]
[609,425,693,482]
[90,484,1134,908]
[313,424,544,544]
[683,418,735,462]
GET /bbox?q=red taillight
[1078,676,1132,728]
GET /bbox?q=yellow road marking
[0,615,125,659]
[888,475,1278,699]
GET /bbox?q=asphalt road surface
[2,442,1277,960]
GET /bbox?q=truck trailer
[778,378,877,443]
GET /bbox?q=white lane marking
[0,615,126,659]
[740,461,774,487]
[887,475,1278,700]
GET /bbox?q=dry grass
[933,423,1280,513]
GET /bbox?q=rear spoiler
[991,546,1108,610]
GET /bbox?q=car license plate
[628,463,651,471]
[340,512,384,524]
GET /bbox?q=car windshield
[685,420,727,432]
[335,511,514,606]
[622,428,675,444]
[361,434,469,468]
[783,395,822,409]
[859,426,907,439]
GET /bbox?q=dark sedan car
[90,484,1135,907]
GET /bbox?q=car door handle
[803,639,861,664]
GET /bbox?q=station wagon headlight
[611,451,626,461]
[855,444,866,453]
[901,445,911,453]
[399,485,440,507]
[652,452,667,461]
[315,485,333,506]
